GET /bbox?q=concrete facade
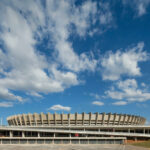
[7,113,146,126]
[0,112,148,145]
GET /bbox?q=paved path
[125,145,150,150]
[0,144,149,150]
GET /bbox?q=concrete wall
[0,138,125,145]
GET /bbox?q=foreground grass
[131,140,150,148]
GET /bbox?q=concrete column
[69,133,71,138]
[143,128,145,134]
[128,128,130,133]
[75,112,78,125]
[133,117,137,125]
[113,113,117,125]
[14,116,18,126]
[22,132,25,137]
[89,112,92,125]
[96,112,99,125]
[82,112,85,125]
[9,131,13,137]
[113,128,115,132]
[107,113,111,125]
[19,115,22,126]
[127,115,131,125]
[61,113,64,125]
[23,114,26,126]
[54,133,55,138]
[68,113,70,126]
[47,112,50,125]
[54,113,56,125]
[137,117,140,125]
[118,114,122,125]
[28,113,31,126]
[40,112,44,125]
[131,115,135,125]
[123,114,126,125]
[10,120,12,125]
[34,113,37,126]
[38,132,40,138]
[12,119,16,126]
[135,117,139,125]
[102,113,105,125]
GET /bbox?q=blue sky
[0,0,150,125]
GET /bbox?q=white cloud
[112,101,127,106]
[48,104,71,111]
[99,2,113,25]
[0,0,114,106]
[0,5,79,96]
[89,2,113,36]
[0,87,22,101]
[0,0,106,105]
[71,1,98,36]
[27,91,43,98]
[118,79,137,90]
[92,101,104,106]
[0,102,13,107]
[90,93,101,100]
[101,42,148,80]
[141,82,146,87]
[123,0,150,16]
[106,79,150,102]
[46,0,98,72]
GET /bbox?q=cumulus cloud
[0,4,79,97]
[123,0,150,16]
[27,91,43,98]
[92,101,104,106]
[0,88,22,101]
[106,79,150,102]
[99,2,113,25]
[48,104,71,111]
[112,101,127,106]
[0,0,114,106]
[0,102,13,107]
[90,93,101,100]
[89,2,113,36]
[46,0,99,72]
[141,82,146,87]
[101,42,148,80]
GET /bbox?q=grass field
[131,140,150,148]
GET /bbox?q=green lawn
[131,140,150,148]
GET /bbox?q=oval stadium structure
[7,112,146,126]
[0,112,149,145]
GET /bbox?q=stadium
[0,112,149,145]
